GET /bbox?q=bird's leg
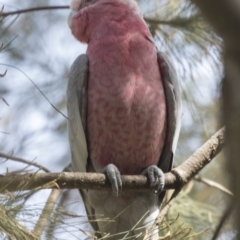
[141,165,165,193]
[102,164,122,196]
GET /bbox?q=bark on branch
[0,128,225,193]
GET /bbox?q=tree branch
[194,175,233,196]
[0,6,69,17]
[33,189,62,237]
[0,128,225,193]
[171,127,225,186]
[0,152,50,172]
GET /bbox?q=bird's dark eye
[85,0,92,2]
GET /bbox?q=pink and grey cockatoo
[67,0,181,239]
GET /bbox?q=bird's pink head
[68,0,144,43]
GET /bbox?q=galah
[67,0,181,239]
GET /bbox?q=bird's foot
[102,164,122,196]
[142,165,165,193]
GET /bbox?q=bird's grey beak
[68,10,78,29]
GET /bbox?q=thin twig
[0,64,68,119]
[0,6,69,17]
[0,152,50,172]
[0,70,7,77]
[1,35,18,52]
[0,96,10,106]
[0,130,10,135]
[194,175,233,196]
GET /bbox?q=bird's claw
[102,164,122,196]
[142,165,165,193]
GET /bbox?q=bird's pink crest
[69,0,146,43]
[70,0,81,11]
[70,0,141,15]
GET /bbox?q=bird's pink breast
[87,34,166,175]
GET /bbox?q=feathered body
[68,0,181,239]
[71,0,166,174]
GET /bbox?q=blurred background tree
[0,0,234,239]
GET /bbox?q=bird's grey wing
[67,55,100,235]
[67,54,89,172]
[157,52,182,204]
[157,52,182,174]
